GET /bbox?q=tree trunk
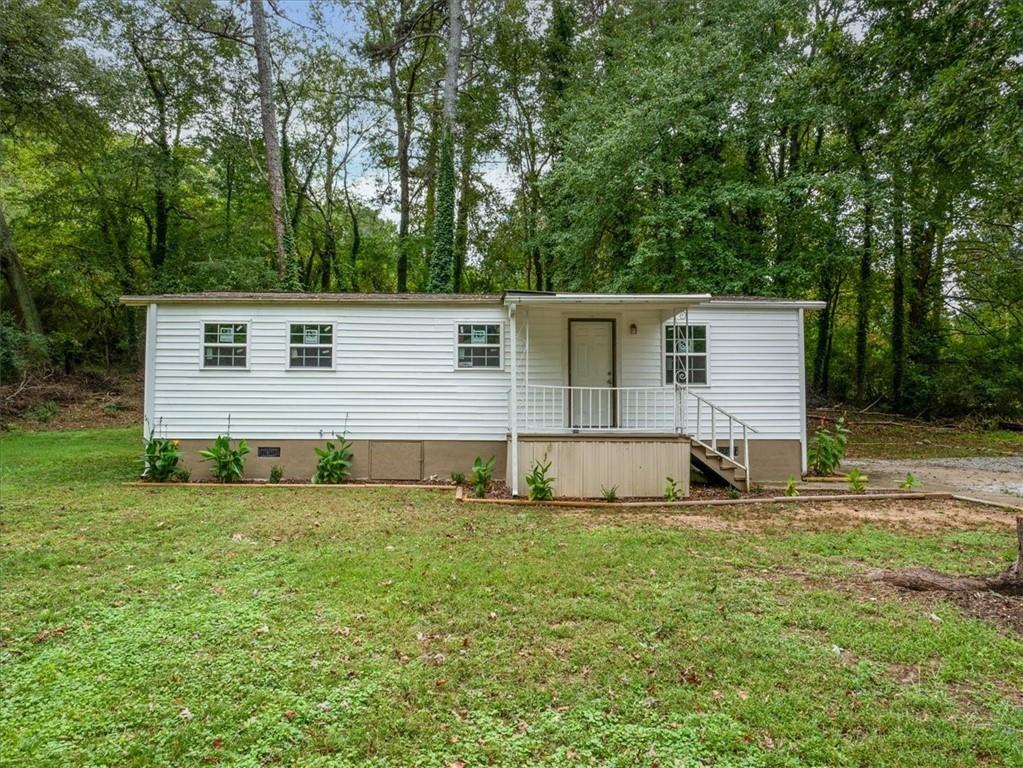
[249,0,291,279]
[453,134,473,293]
[389,57,411,293]
[855,182,872,402]
[429,0,461,292]
[0,207,43,335]
[347,201,361,292]
[891,169,905,408]
[152,109,171,272]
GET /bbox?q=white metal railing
[522,385,677,433]
[518,383,757,490]
[678,385,757,490]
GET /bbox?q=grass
[1,427,1021,767]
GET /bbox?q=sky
[265,0,519,225]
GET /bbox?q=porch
[505,293,757,496]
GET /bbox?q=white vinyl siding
[152,305,509,440]
[515,305,803,441]
[149,301,805,444]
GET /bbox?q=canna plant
[200,435,249,482]
[525,455,555,501]
[469,455,495,498]
[141,425,183,482]
[312,439,354,484]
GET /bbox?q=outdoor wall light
[629,323,638,335]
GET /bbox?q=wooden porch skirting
[512,434,690,498]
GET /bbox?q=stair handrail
[674,384,758,491]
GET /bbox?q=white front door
[569,320,615,428]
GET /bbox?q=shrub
[173,467,190,482]
[200,435,249,482]
[141,430,183,482]
[664,476,681,501]
[847,467,867,493]
[784,475,799,497]
[450,471,466,485]
[525,455,555,501]
[0,312,47,381]
[899,472,921,490]
[809,416,849,476]
[469,455,495,498]
[600,484,619,502]
[26,400,58,424]
[269,465,284,484]
[312,439,353,484]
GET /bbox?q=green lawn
[1,428,1021,767]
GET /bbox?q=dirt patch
[943,591,1023,637]
[567,499,1017,536]
[1,371,142,431]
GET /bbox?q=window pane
[458,323,499,346]
[290,323,333,345]
[688,356,707,384]
[204,345,246,368]
[458,345,500,368]
[205,323,246,344]
[290,346,332,368]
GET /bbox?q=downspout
[797,307,808,476]
[509,301,519,497]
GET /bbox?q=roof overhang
[503,292,712,309]
[120,291,827,311]
[119,292,503,307]
[707,299,827,310]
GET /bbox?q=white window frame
[286,320,336,371]
[453,320,505,371]
[200,319,251,371]
[663,321,710,387]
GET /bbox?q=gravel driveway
[832,455,1023,507]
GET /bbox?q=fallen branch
[872,517,1022,596]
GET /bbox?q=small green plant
[26,400,58,424]
[784,475,799,497]
[470,455,495,498]
[450,471,466,485]
[312,439,354,484]
[726,486,741,499]
[664,476,681,501]
[847,467,867,493]
[200,435,249,482]
[173,467,190,482]
[141,428,183,482]
[600,484,619,502]
[269,465,284,484]
[899,472,921,490]
[525,455,555,501]
[809,416,849,476]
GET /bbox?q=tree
[249,0,294,281]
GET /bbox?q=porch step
[688,442,747,490]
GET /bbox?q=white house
[122,291,825,497]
